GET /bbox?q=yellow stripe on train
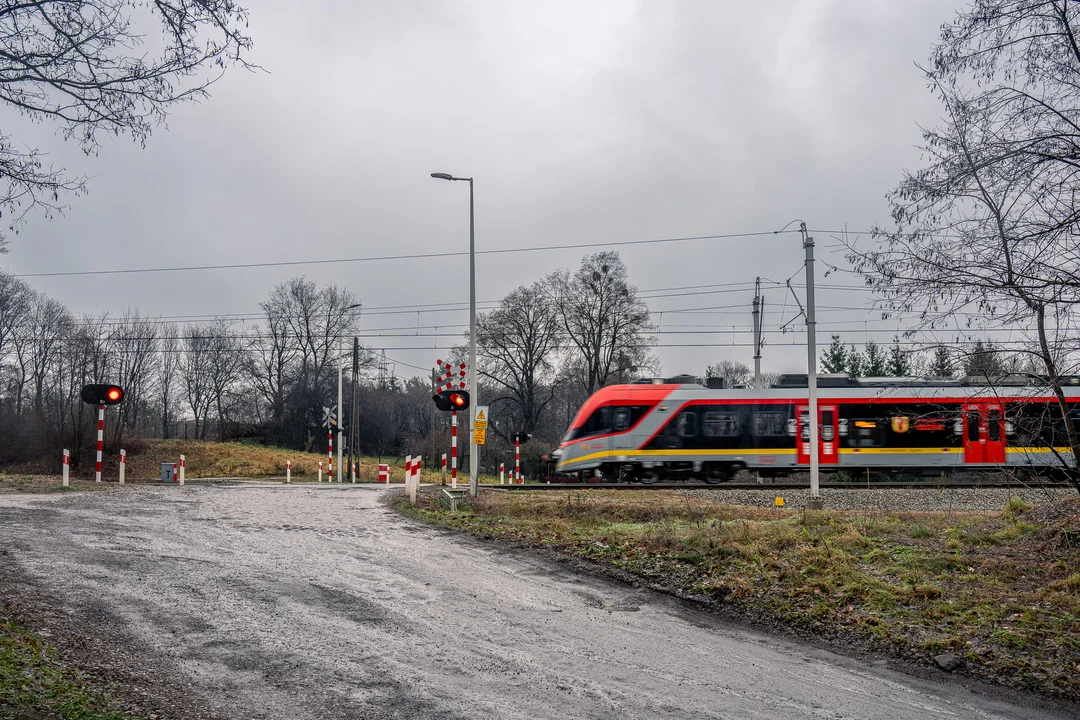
[558,446,1072,469]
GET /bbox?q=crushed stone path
[0,486,1072,719]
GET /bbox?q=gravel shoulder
[1,485,1077,719]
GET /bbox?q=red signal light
[449,393,465,407]
[107,388,122,402]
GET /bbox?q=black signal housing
[81,384,125,405]
[432,389,470,412]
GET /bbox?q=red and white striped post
[378,463,389,483]
[451,410,458,489]
[515,436,521,484]
[318,461,323,483]
[119,449,126,485]
[441,453,447,485]
[327,427,333,479]
[351,460,356,484]
[95,402,104,482]
[405,455,411,485]
[62,449,70,487]
[500,462,505,485]
[172,462,177,483]
[178,454,185,486]
[286,460,291,484]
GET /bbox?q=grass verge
[398,489,1080,700]
[0,609,135,719]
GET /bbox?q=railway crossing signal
[433,389,470,412]
[80,384,125,483]
[80,384,125,405]
[512,432,531,444]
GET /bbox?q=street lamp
[431,171,478,496]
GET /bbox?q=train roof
[622,372,1080,401]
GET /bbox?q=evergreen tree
[887,337,911,376]
[928,346,954,377]
[847,346,866,378]
[963,340,1005,378]
[820,334,848,373]
[864,340,888,376]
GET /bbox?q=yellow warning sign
[474,406,489,431]
[473,429,486,445]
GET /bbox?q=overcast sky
[2,0,960,379]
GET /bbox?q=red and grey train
[552,374,1080,482]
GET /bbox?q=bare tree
[159,323,181,438]
[206,320,245,440]
[476,282,561,434]
[551,252,655,395]
[181,325,213,439]
[704,359,750,388]
[105,310,158,444]
[0,272,31,362]
[846,0,1080,487]
[0,1,254,249]
[249,287,300,429]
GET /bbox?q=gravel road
[0,485,1073,719]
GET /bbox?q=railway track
[494,480,1075,490]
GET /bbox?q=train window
[613,407,631,431]
[848,419,884,447]
[703,412,740,437]
[677,412,698,437]
[967,410,979,442]
[571,406,613,440]
[988,408,1000,441]
[821,410,835,441]
[752,411,787,437]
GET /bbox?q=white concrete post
[62,449,70,487]
[500,462,505,485]
[351,460,356,484]
[286,460,291,484]
[405,455,411,487]
[318,461,323,483]
[178,454,185,486]
[119,449,126,485]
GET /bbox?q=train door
[963,403,1006,464]
[797,404,839,466]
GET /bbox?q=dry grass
[401,489,1080,700]
[2,439,504,484]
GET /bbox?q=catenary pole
[801,223,822,508]
[337,339,344,483]
[752,276,762,387]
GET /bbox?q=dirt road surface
[0,485,1072,719]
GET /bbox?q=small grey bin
[161,463,175,482]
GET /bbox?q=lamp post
[431,172,478,496]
